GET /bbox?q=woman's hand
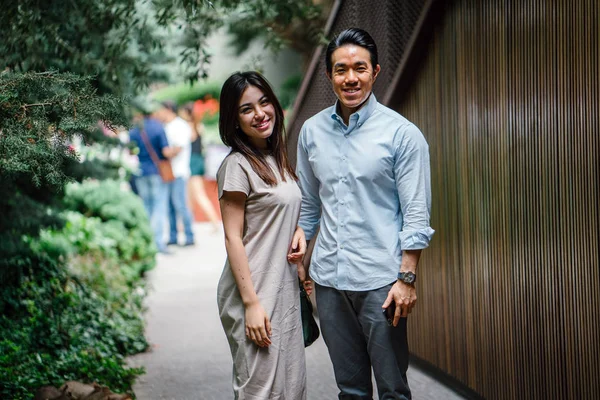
[245,302,272,348]
[287,226,306,264]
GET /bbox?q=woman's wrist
[243,296,260,308]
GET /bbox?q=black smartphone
[382,302,396,326]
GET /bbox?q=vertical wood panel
[395,0,600,398]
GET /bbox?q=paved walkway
[128,223,466,400]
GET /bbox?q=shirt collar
[330,92,378,127]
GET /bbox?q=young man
[296,28,435,399]
[129,106,172,254]
[156,101,195,247]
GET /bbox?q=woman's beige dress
[216,152,306,400]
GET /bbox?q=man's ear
[326,71,332,82]
[373,64,381,81]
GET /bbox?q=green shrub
[48,211,155,282]
[0,274,146,399]
[151,80,222,106]
[0,180,154,399]
[0,240,147,399]
[64,180,149,230]
[62,180,157,278]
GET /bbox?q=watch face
[400,272,416,284]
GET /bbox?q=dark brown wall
[392,1,600,399]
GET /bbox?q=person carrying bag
[140,128,175,183]
[128,114,172,254]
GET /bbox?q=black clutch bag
[300,282,320,347]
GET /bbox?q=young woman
[216,71,310,399]
[178,103,221,232]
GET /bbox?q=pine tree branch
[21,102,55,109]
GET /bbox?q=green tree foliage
[0,72,128,289]
[2,1,160,95]
[0,0,222,92]
[1,0,330,91]
[222,0,333,62]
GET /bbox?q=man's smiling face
[328,44,380,117]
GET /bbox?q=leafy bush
[0,180,154,399]
[0,244,147,399]
[62,180,157,279]
[0,274,146,399]
[151,80,222,106]
[64,180,148,231]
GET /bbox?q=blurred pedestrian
[296,28,435,399]
[216,71,310,399]
[128,103,177,254]
[155,101,195,247]
[178,103,221,233]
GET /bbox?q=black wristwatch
[397,271,416,286]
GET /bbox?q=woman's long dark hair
[219,71,297,186]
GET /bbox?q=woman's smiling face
[237,85,276,149]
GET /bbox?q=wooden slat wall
[393,1,600,398]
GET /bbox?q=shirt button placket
[337,138,349,287]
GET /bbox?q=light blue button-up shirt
[296,94,435,291]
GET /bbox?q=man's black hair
[160,100,178,113]
[325,28,379,74]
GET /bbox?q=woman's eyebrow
[238,96,268,110]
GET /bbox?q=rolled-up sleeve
[296,127,322,240]
[394,124,435,250]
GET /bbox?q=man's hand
[288,227,312,295]
[382,280,417,327]
[297,264,313,296]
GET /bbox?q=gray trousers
[315,282,411,400]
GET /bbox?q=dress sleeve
[216,154,251,199]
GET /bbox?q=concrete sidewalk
[128,223,465,400]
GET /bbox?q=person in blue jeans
[155,101,195,247]
[129,108,178,254]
